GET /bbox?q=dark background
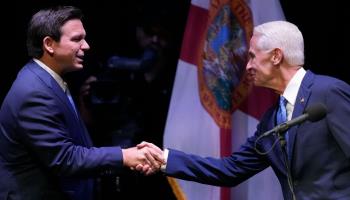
[280,0,349,82]
[0,0,349,199]
[0,0,191,102]
[1,0,349,102]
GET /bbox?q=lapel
[27,60,80,123]
[287,70,315,166]
[27,61,93,147]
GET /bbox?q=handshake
[122,141,165,175]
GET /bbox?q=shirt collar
[282,67,306,106]
[33,58,66,92]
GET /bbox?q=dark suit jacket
[165,70,350,200]
[0,60,123,200]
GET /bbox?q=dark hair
[26,6,83,58]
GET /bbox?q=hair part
[26,6,83,58]
[254,21,304,66]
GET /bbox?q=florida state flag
[164,0,285,199]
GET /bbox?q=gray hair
[254,21,304,66]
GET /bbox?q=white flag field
[163,0,285,199]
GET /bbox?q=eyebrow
[248,51,255,58]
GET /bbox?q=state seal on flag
[198,0,253,128]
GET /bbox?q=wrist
[160,148,169,172]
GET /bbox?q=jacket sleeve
[15,89,123,177]
[326,80,350,158]
[165,132,270,187]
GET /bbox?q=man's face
[53,19,90,73]
[246,35,275,88]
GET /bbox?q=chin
[254,81,262,87]
[69,65,83,72]
[75,63,84,68]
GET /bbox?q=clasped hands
[122,141,165,175]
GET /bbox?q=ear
[43,36,55,54]
[271,48,283,65]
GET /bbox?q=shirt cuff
[160,148,169,172]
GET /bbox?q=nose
[246,59,252,70]
[81,39,90,51]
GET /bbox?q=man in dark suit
[138,21,350,199]
[0,6,162,200]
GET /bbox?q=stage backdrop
[163,0,284,199]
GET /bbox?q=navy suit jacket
[165,70,350,200]
[0,60,123,200]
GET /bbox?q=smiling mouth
[76,55,84,62]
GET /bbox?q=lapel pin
[300,97,305,103]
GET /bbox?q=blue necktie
[277,96,289,154]
[277,96,288,124]
[64,83,78,117]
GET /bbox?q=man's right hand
[122,142,164,175]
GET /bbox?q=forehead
[249,35,258,50]
[60,19,85,34]
[249,35,259,51]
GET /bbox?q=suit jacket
[165,70,350,200]
[0,60,123,200]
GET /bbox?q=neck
[273,65,301,94]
